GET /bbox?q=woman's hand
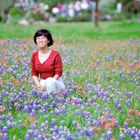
[37,85,46,92]
[53,74,59,80]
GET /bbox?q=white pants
[40,77,65,94]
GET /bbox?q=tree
[0,0,16,22]
[116,0,138,15]
[94,0,99,27]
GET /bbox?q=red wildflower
[110,137,115,140]
[22,121,27,127]
[125,117,133,123]
[110,118,115,129]
[128,109,135,115]
[0,106,6,112]
[135,111,140,117]
[29,116,36,122]
[100,116,107,126]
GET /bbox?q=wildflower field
[0,22,140,139]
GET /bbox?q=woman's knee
[40,80,46,87]
[45,77,57,86]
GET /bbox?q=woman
[31,29,65,93]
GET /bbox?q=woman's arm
[31,52,43,90]
[53,74,59,80]
[54,53,63,78]
[32,76,46,91]
[32,75,40,88]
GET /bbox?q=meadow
[0,21,140,140]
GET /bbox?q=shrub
[57,16,68,22]
[6,15,23,24]
[57,10,91,22]
[9,7,24,17]
[99,8,126,21]
[71,15,91,22]
[112,13,125,21]
[7,7,24,24]
[75,10,91,22]
[31,12,44,21]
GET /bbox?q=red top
[31,50,63,79]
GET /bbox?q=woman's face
[36,35,49,48]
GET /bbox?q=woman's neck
[39,47,50,54]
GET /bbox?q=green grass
[0,21,140,42]
[0,20,140,139]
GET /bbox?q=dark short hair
[34,29,54,47]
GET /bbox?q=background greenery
[0,21,140,42]
[0,0,140,23]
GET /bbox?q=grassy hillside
[0,21,140,43]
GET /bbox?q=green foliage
[100,9,125,21]
[120,0,140,18]
[43,0,70,6]
[71,15,91,22]
[9,7,24,16]
[7,15,23,24]
[103,0,140,20]
[57,10,91,22]
[118,0,133,5]
[7,7,25,24]
[57,15,91,22]
[31,12,45,21]
[57,16,69,22]
[73,10,91,22]
[0,0,16,23]
[23,11,45,21]
[112,13,125,21]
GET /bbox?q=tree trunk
[94,0,99,27]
